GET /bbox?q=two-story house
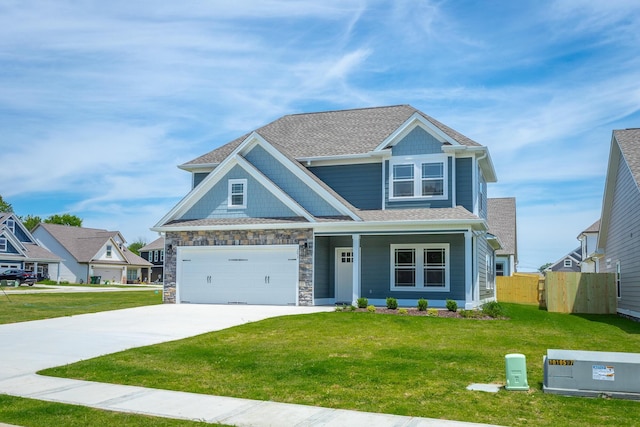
[487,197,518,276]
[0,212,61,280]
[153,105,499,308]
[577,220,600,272]
[139,237,164,283]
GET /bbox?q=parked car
[0,269,36,285]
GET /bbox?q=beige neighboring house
[487,198,518,276]
[32,223,152,284]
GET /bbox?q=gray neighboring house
[577,219,600,272]
[545,247,582,273]
[487,197,518,276]
[33,223,152,284]
[0,212,61,280]
[598,128,640,320]
[139,237,164,283]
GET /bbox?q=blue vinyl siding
[385,157,454,209]
[308,163,382,210]
[244,145,342,216]
[180,165,299,220]
[478,235,495,301]
[456,157,473,212]
[313,237,331,298]
[1,239,20,254]
[392,126,443,156]
[602,152,640,313]
[359,234,465,300]
[479,172,488,219]
[193,172,209,188]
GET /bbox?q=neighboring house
[577,220,600,272]
[0,213,61,280]
[487,197,518,276]
[33,223,152,284]
[153,105,500,308]
[598,128,640,320]
[139,237,164,283]
[545,247,582,272]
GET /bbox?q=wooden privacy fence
[496,274,545,306]
[545,272,617,314]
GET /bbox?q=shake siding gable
[604,154,640,312]
[392,126,443,156]
[308,163,382,210]
[180,164,299,220]
[244,145,343,217]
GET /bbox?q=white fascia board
[0,229,28,255]
[234,156,315,222]
[239,133,361,221]
[178,163,219,172]
[374,113,459,152]
[597,134,621,251]
[298,153,384,167]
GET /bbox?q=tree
[44,213,83,227]
[538,262,553,273]
[0,195,13,213]
[128,238,147,256]
[21,215,43,232]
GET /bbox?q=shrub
[427,308,439,317]
[482,301,504,318]
[334,305,343,312]
[349,305,357,311]
[357,297,368,309]
[386,297,398,310]
[366,305,376,313]
[398,308,408,315]
[417,298,428,311]
[446,299,458,312]
[459,309,482,318]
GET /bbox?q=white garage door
[177,245,299,305]
[92,268,122,284]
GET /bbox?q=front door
[335,248,353,303]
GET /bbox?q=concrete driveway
[0,304,501,427]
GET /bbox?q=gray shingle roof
[581,219,600,234]
[614,129,640,185]
[139,237,164,252]
[487,198,517,257]
[183,105,481,166]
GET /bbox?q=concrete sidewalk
[0,304,502,426]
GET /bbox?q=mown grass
[0,394,220,426]
[0,291,162,324]
[42,304,640,426]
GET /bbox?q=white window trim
[0,237,6,252]
[154,250,158,262]
[106,244,113,258]
[616,261,621,299]
[160,250,164,262]
[564,259,572,268]
[228,178,247,209]
[390,243,450,292]
[6,219,15,233]
[389,154,448,201]
[486,253,494,289]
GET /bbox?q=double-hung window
[0,237,6,252]
[154,250,159,262]
[106,245,112,258]
[390,155,447,200]
[6,219,15,233]
[228,179,247,209]
[391,244,449,291]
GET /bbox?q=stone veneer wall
[163,228,314,305]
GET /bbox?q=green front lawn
[0,291,162,324]
[42,304,640,426]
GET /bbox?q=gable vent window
[106,245,112,258]
[390,155,447,201]
[228,179,247,209]
[6,219,15,233]
[0,237,6,252]
[564,259,572,268]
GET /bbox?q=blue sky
[1,1,639,271]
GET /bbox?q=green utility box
[505,353,529,391]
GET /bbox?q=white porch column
[464,231,474,309]
[352,234,361,305]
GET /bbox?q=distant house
[577,220,600,272]
[139,237,164,283]
[33,223,152,284]
[598,128,640,320]
[545,247,582,273]
[153,105,500,308]
[0,213,61,280]
[487,197,518,276]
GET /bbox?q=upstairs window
[228,179,247,209]
[160,250,164,262]
[106,245,112,258]
[0,237,6,252]
[390,155,447,200]
[154,250,159,262]
[6,219,15,233]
